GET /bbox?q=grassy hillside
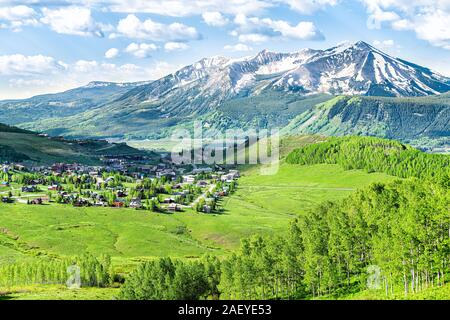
[0,163,395,272]
[0,123,156,165]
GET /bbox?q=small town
[0,158,240,214]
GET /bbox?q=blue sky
[1,0,450,99]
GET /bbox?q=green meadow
[0,163,396,275]
[0,285,120,300]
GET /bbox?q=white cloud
[164,42,189,52]
[264,19,323,40]
[224,43,253,52]
[104,48,119,59]
[413,9,450,50]
[146,61,183,78]
[125,42,159,58]
[279,0,338,14]
[362,0,450,50]
[103,0,272,17]
[238,33,269,43]
[0,5,35,20]
[1,0,336,16]
[375,39,394,46]
[0,5,39,30]
[372,39,401,52]
[0,51,185,98]
[116,14,200,42]
[40,6,110,37]
[0,54,66,76]
[202,11,229,27]
[233,13,324,43]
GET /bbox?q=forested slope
[118,137,450,300]
[282,95,450,151]
[286,136,450,185]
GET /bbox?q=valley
[0,39,449,301]
[0,161,396,299]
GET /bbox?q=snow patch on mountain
[122,41,450,109]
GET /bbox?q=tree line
[285,136,450,187]
[0,253,112,288]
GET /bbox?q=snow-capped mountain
[82,80,153,89]
[1,41,449,141]
[272,41,450,96]
[130,40,450,103]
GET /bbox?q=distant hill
[0,123,33,134]
[0,81,150,126]
[0,123,158,165]
[281,95,450,152]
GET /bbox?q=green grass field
[0,163,395,272]
[327,284,450,300]
[0,285,119,300]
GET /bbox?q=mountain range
[0,41,448,151]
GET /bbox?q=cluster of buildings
[1,157,241,213]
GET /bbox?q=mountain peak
[325,40,374,55]
[255,49,275,57]
[84,81,117,88]
[354,40,371,48]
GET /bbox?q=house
[168,203,181,211]
[48,184,62,191]
[113,200,124,208]
[197,180,208,187]
[156,170,176,179]
[137,165,156,174]
[22,185,37,192]
[129,198,143,209]
[117,190,128,198]
[29,198,43,205]
[73,199,90,207]
[51,163,68,173]
[1,197,11,203]
[192,167,213,174]
[183,175,195,184]
[220,171,239,182]
[163,197,176,204]
[229,170,240,178]
[96,194,106,202]
[14,164,25,171]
